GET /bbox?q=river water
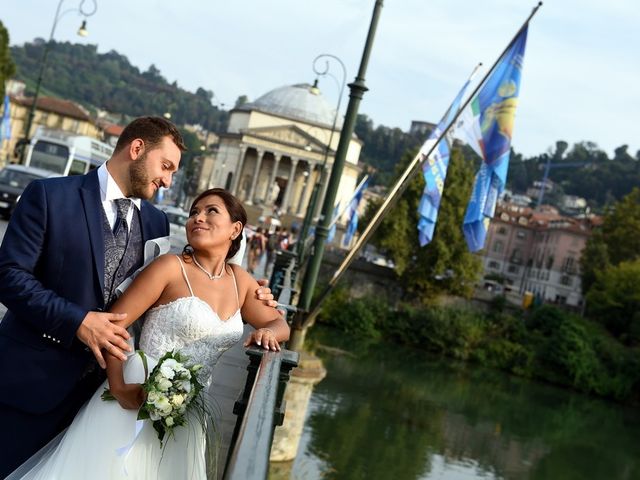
[274,326,640,480]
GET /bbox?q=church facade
[206,83,363,230]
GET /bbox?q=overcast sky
[2,0,639,158]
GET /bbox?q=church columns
[281,158,299,213]
[247,149,265,204]
[266,153,282,206]
[296,162,314,215]
[231,145,247,195]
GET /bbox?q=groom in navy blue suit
[0,117,187,476]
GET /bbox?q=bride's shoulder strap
[175,254,195,297]
[228,264,241,311]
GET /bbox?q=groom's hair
[114,116,186,153]
[189,188,247,260]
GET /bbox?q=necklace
[192,254,225,280]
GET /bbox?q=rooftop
[238,83,343,128]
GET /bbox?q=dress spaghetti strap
[175,255,195,297]
[228,266,241,311]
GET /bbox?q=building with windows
[0,80,100,166]
[206,83,363,232]
[482,202,601,307]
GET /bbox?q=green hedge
[318,290,640,404]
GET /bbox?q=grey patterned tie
[113,198,131,248]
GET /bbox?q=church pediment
[241,125,330,153]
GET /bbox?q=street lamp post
[290,0,384,350]
[296,53,347,263]
[21,0,98,163]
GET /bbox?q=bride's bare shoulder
[142,253,184,276]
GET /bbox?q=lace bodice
[138,257,244,382]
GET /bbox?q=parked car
[0,164,61,218]
[156,205,189,251]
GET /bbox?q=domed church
[207,82,363,231]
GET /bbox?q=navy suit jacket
[0,169,169,414]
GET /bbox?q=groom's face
[129,136,181,199]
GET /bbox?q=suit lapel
[139,201,154,242]
[79,170,105,295]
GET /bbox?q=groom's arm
[0,180,128,353]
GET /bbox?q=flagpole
[301,2,544,327]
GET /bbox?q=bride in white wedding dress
[8,188,290,480]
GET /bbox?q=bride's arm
[230,265,290,352]
[105,254,178,409]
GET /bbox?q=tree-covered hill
[10,40,640,211]
[11,40,228,132]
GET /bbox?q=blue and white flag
[417,77,473,246]
[342,177,369,248]
[0,94,11,141]
[456,27,529,252]
[326,202,340,243]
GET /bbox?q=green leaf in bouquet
[101,388,116,402]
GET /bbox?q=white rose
[160,359,178,379]
[147,391,160,404]
[165,416,174,427]
[171,394,185,407]
[157,377,172,392]
[149,410,161,421]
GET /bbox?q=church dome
[239,83,342,128]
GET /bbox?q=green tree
[364,147,481,304]
[586,259,640,343]
[0,21,16,97]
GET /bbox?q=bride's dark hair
[181,188,247,261]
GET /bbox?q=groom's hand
[76,311,131,368]
[256,279,278,308]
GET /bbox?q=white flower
[171,394,185,407]
[147,391,160,404]
[160,359,179,379]
[149,410,161,421]
[155,396,173,415]
[157,377,173,392]
[165,416,174,427]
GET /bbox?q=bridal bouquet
[103,350,205,444]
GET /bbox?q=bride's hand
[111,383,146,410]
[244,328,281,352]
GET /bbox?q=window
[507,265,519,274]
[497,226,507,235]
[68,159,87,176]
[562,256,576,273]
[510,248,522,264]
[516,230,527,240]
[488,261,500,270]
[560,275,573,286]
[493,240,504,254]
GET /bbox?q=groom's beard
[129,152,154,200]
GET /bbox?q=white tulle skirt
[7,353,215,480]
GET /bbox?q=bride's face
[186,194,242,250]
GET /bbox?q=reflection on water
[273,326,640,480]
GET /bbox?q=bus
[23,127,113,176]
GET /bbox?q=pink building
[482,202,601,307]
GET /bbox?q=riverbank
[318,288,640,405]
[282,325,640,480]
